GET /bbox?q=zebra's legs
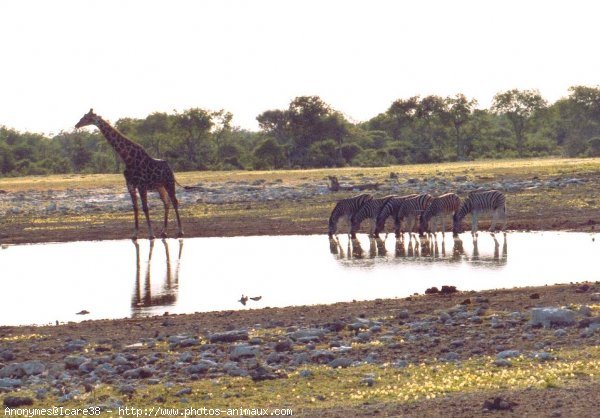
[471,211,479,238]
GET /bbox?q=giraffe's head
[75,109,99,129]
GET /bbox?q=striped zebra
[373,194,418,238]
[394,194,433,238]
[350,195,398,238]
[328,193,373,237]
[418,193,461,237]
[452,190,507,237]
[374,194,419,238]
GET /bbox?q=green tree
[492,89,547,156]
[445,94,477,160]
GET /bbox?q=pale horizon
[1,0,599,136]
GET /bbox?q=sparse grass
[2,157,600,192]
[1,157,600,244]
[2,346,597,414]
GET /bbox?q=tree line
[2,86,600,176]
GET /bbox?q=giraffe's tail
[174,179,202,191]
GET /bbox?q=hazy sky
[1,0,599,135]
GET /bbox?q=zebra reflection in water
[131,239,184,316]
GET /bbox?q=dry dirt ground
[1,283,599,417]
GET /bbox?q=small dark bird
[76,310,90,315]
[249,296,262,301]
[238,295,248,305]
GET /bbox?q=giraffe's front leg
[138,187,155,240]
[158,186,171,239]
[127,183,140,240]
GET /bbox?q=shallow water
[0,232,598,326]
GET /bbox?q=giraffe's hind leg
[166,183,184,237]
[138,186,155,240]
[157,186,171,239]
[127,183,140,240]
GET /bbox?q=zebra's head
[418,213,429,237]
[452,212,463,237]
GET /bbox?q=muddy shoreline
[1,283,599,416]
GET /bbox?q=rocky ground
[1,283,599,416]
[1,169,599,244]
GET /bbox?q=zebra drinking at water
[418,193,461,237]
[349,195,399,238]
[394,194,433,239]
[372,194,419,238]
[452,190,507,237]
[328,193,373,237]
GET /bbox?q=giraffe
[75,109,184,240]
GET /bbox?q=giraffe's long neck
[94,117,146,166]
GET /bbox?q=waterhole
[0,232,597,326]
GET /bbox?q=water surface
[0,232,598,326]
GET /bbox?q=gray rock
[0,364,25,378]
[64,356,88,370]
[175,388,193,397]
[3,396,33,408]
[0,378,21,389]
[20,361,46,376]
[113,355,129,366]
[392,360,408,369]
[397,309,410,319]
[229,344,258,361]
[223,362,248,377]
[123,367,154,379]
[289,328,325,342]
[64,339,87,352]
[118,385,136,395]
[0,350,15,361]
[496,350,520,359]
[208,330,249,343]
[530,308,576,328]
[299,369,313,378]
[311,350,335,363]
[78,361,96,374]
[441,352,460,362]
[328,358,352,368]
[178,352,194,363]
[493,359,512,367]
[94,364,116,375]
[554,329,567,337]
[532,351,555,362]
[591,293,600,302]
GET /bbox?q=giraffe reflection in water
[329,233,507,266]
[131,239,184,317]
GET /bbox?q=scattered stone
[530,307,576,328]
[441,352,460,362]
[530,293,540,299]
[425,287,439,294]
[208,330,249,343]
[440,285,458,295]
[483,397,518,411]
[64,356,88,370]
[274,340,293,352]
[299,369,313,378]
[554,328,567,337]
[575,284,590,293]
[118,385,136,395]
[0,378,21,389]
[288,328,325,342]
[328,358,352,368]
[229,345,258,361]
[591,293,600,302]
[493,359,512,367]
[496,350,520,359]
[175,388,193,397]
[4,396,34,408]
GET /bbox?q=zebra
[394,194,433,239]
[452,190,507,237]
[373,194,418,238]
[328,193,373,237]
[418,193,461,237]
[349,195,398,238]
